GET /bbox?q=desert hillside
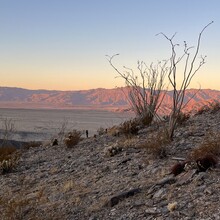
[0,87,220,113]
[0,106,220,219]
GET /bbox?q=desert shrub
[0,146,19,174]
[0,196,30,219]
[119,119,139,137]
[107,55,167,128]
[0,192,60,219]
[209,101,220,113]
[104,141,122,157]
[0,117,16,146]
[162,115,169,122]
[189,131,220,160]
[196,155,217,172]
[0,146,17,161]
[64,129,82,148]
[176,111,190,125]
[23,141,42,149]
[0,159,15,174]
[195,105,210,115]
[120,137,139,148]
[141,129,170,159]
[195,101,220,115]
[107,126,120,137]
[139,113,154,126]
[97,127,106,135]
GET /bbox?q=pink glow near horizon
[0,0,220,91]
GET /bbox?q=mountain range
[0,86,220,113]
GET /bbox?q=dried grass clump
[189,132,220,160]
[0,191,59,220]
[209,101,220,113]
[64,130,82,148]
[141,129,170,159]
[0,196,30,219]
[0,159,15,174]
[104,141,122,157]
[119,119,139,137]
[140,113,154,126]
[23,141,42,149]
[0,146,19,174]
[97,127,106,135]
[107,126,120,137]
[195,105,210,115]
[167,202,178,212]
[0,146,16,161]
[120,137,139,148]
[176,111,190,125]
[195,101,220,115]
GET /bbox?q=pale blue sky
[0,0,219,90]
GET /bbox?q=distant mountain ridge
[0,86,220,113]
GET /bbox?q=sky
[0,0,220,91]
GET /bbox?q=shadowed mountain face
[0,87,219,112]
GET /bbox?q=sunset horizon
[1,0,220,91]
[0,84,220,93]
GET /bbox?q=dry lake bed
[0,108,133,142]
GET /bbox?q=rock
[145,207,158,214]
[176,169,197,186]
[194,172,207,182]
[118,158,131,165]
[204,188,213,195]
[153,188,166,199]
[105,188,141,207]
[51,138,58,146]
[157,176,176,186]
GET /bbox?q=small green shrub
[64,130,82,148]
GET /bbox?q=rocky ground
[0,109,220,220]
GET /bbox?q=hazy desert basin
[0,108,133,142]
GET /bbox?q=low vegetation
[97,127,106,136]
[118,119,139,137]
[195,101,220,115]
[64,129,82,148]
[176,111,190,125]
[189,131,220,160]
[23,141,42,149]
[140,129,170,159]
[0,146,19,174]
[104,142,122,157]
[108,22,213,140]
